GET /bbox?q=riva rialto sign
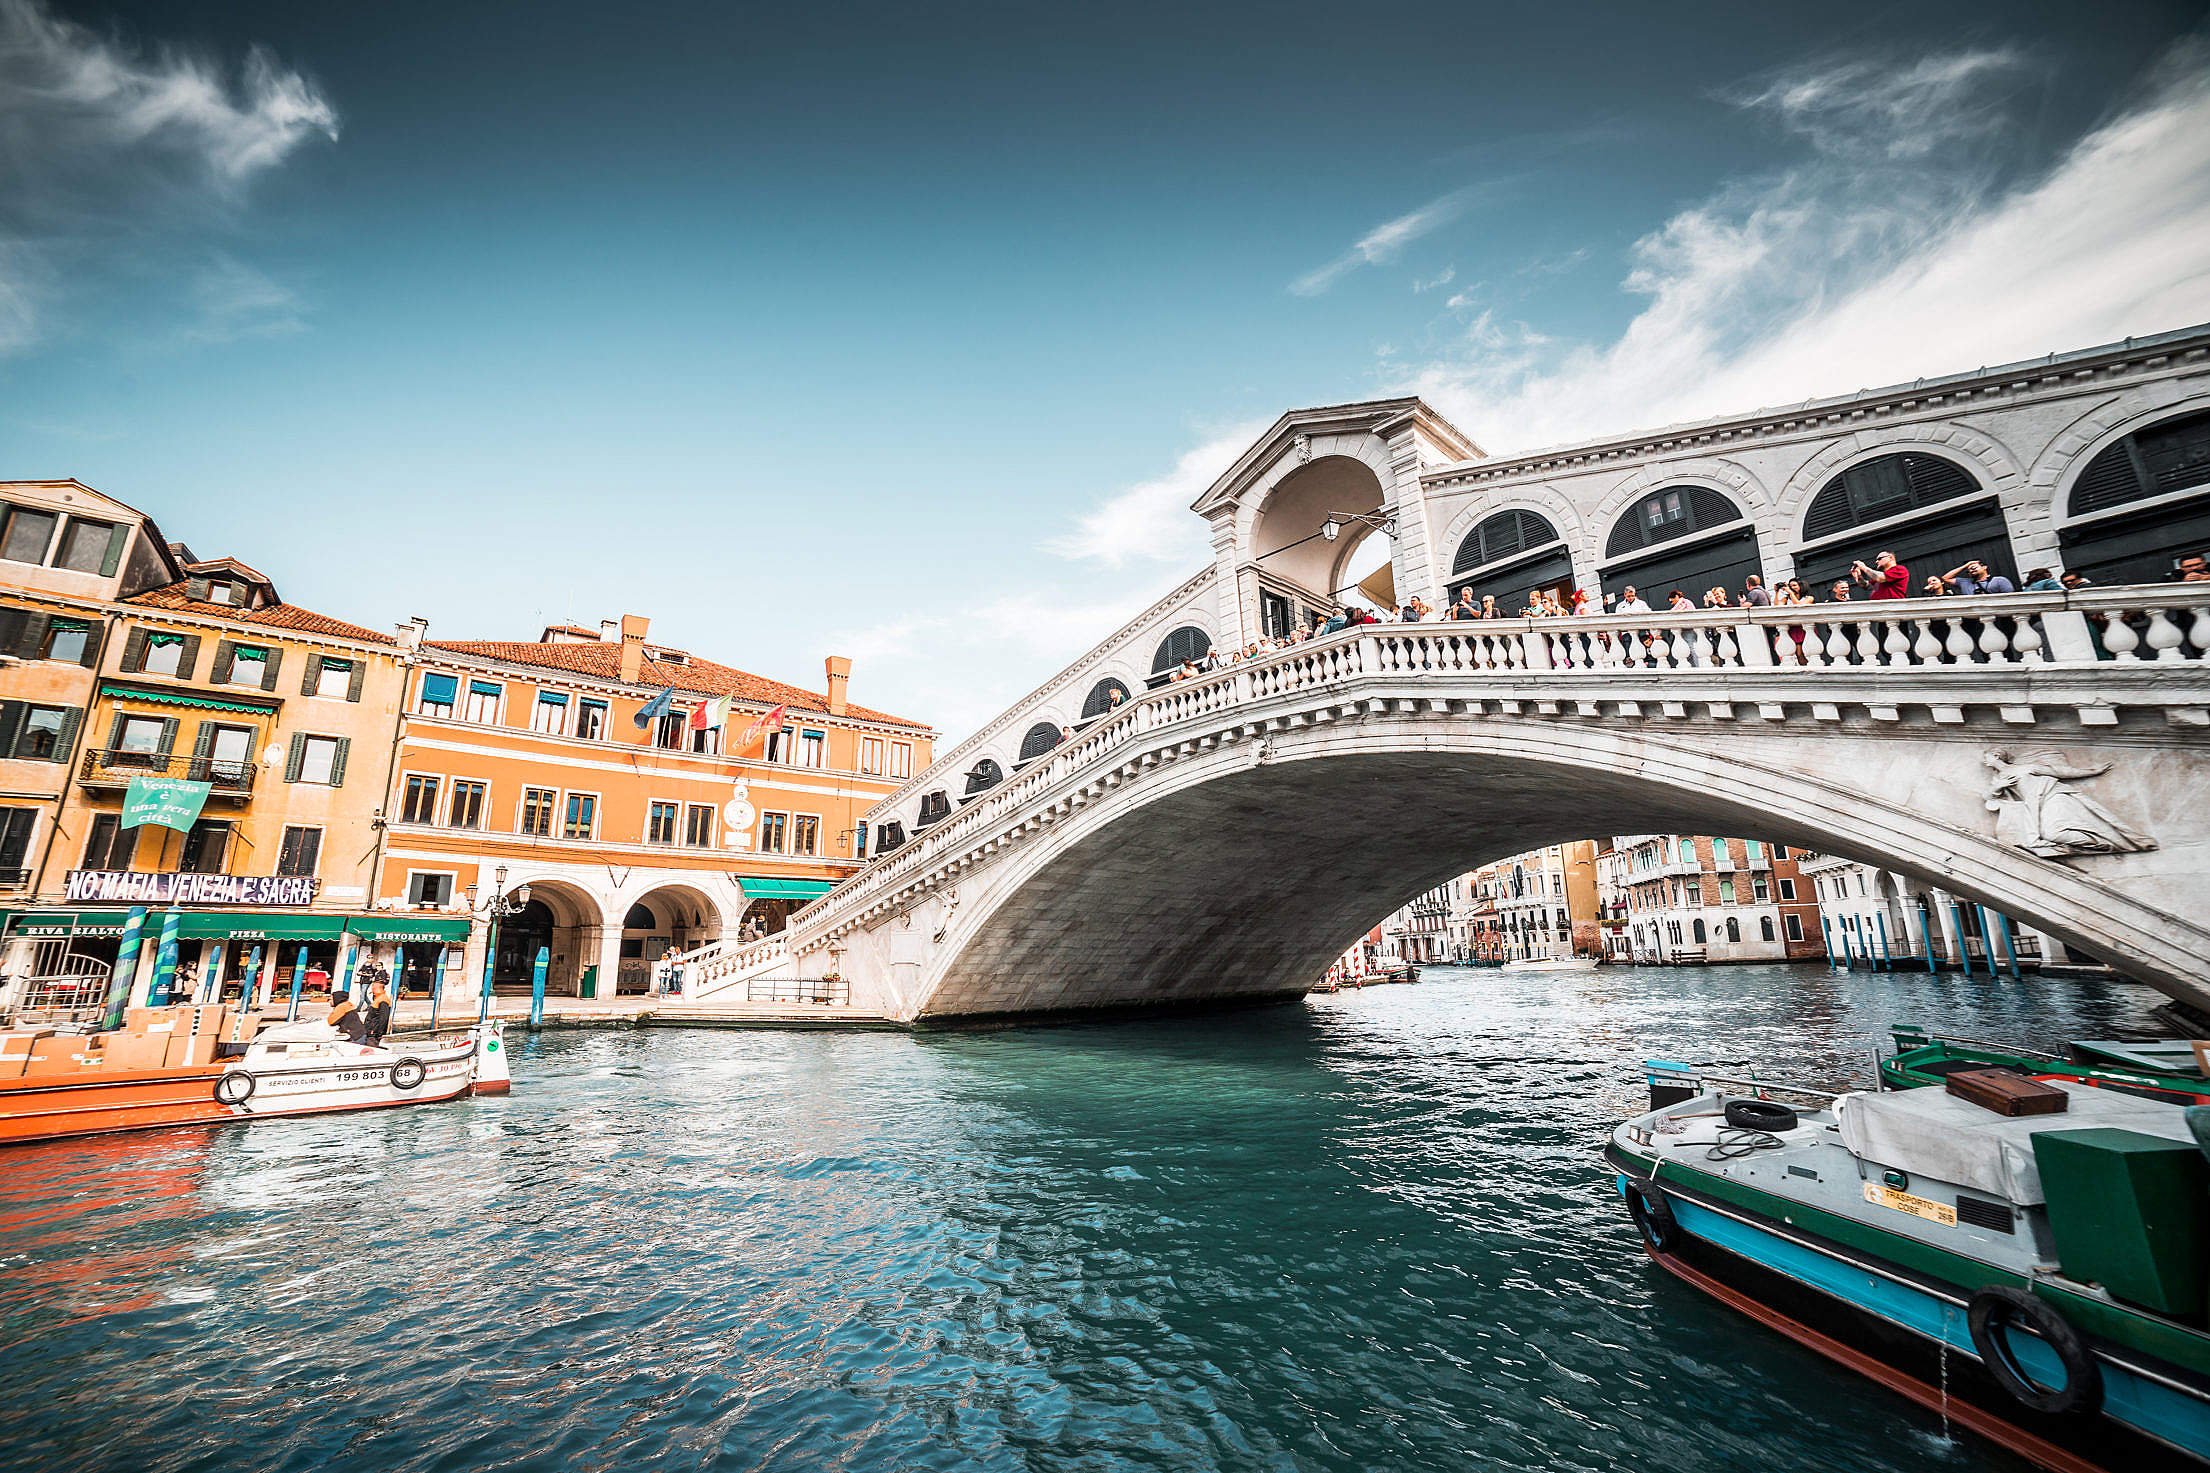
[62,871,319,906]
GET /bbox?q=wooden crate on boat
[1946,1067,2069,1117]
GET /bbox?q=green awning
[100,683,278,715]
[2,910,129,937]
[175,913,349,941]
[737,878,836,901]
[342,916,471,942]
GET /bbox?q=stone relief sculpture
[1983,749,2157,858]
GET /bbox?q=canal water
[0,963,2172,1473]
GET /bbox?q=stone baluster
[2190,603,2210,660]
[2102,610,2141,660]
[2143,607,2187,662]
[1976,618,2012,664]
[1712,624,1741,668]
[1852,621,1881,666]
[1690,626,1717,669]
[1942,619,1977,664]
[2011,615,2044,663]
[1619,627,1645,668]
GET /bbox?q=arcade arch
[492,877,602,996]
[1598,486,1760,605]
[2057,405,2210,584]
[1792,451,2012,589]
[1447,509,1571,613]
[620,884,723,993]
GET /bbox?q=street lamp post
[472,864,532,1025]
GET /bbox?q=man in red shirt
[1849,551,1911,600]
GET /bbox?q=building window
[1726,917,1742,944]
[277,826,322,877]
[418,672,457,717]
[1018,723,1062,762]
[462,680,501,724]
[859,736,885,775]
[141,633,188,677]
[448,781,486,829]
[1718,878,1736,904]
[407,872,455,906]
[1785,914,1804,942]
[51,519,115,574]
[205,581,237,605]
[853,823,867,859]
[14,704,77,761]
[1761,916,1776,942]
[647,801,678,844]
[520,787,555,837]
[531,690,569,735]
[562,792,596,840]
[889,741,912,779]
[0,808,32,880]
[577,699,607,741]
[1692,919,1706,944]
[797,730,826,769]
[654,712,685,750]
[792,814,819,856]
[43,619,89,664]
[764,728,788,763]
[1778,878,1796,901]
[1746,839,1763,859]
[82,812,136,870]
[401,774,441,825]
[225,645,271,688]
[0,506,56,565]
[759,811,787,853]
[178,820,232,875]
[312,658,353,699]
[289,735,347,786]
[1752,875,1769,902]
[689,722,719,755]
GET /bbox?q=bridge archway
[902,715,2206,1019]
[1248,455,1391,613]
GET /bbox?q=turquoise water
[0,963,2170,1472]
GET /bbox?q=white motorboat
[212,1020,508,1119]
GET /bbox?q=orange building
[377,616,932,1000]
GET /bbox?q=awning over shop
[99,683,278,715]
[175,913,348,941]
[342,916,472,942]
[2,910,129,937]
[736,878,836,901]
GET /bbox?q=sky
[5,0,2210,738]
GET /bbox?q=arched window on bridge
[916,791,951,828]
[1016,722,1063,764]
[962,758,1003,798]
[875,820,905,854]
[1599,486,1761,606]
[1080,678,1132,722]
[1448,510,1570,614]
[1793,452,2011,590]
[1149,626,1211,685]
[2059,406,2210,584]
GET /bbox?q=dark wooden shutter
[49,708,80,763]
[192,722,218,762]
[301,653,325,696]
[0,609,22,654]
[259,647,282,692]
[156,717,180,755]
[106,712,129,752]
[121,626,149,673]
[283,733,306,783]
[211,641,235,685]
[186,577,210,601]
[328,737,350,787]
[175,634,201,679]
[0,702,24,760]
[16,612,47,661]
[346,660,366,703]
[77,621,102,668]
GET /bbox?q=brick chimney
[619,614,650,684]
[824,655,851,716]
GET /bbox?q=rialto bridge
[683,324,2210,1020]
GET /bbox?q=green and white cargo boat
[1881,1026,2210,1106]
[1609,1063,2210,1472]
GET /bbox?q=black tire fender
[1625,1178,1676,1252]
[389,1057,426,1092]
[1967,1286,2103,1416]
[1724,1099,1799,1133]
[214,1070,256,1106]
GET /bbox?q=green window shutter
[260,646,283,692]
[48,708,79,763]
[0,702,24,760]
[186,577,210,601]
[99,525,126,577]
[121,626,148,673]
[105,712,129,751]
[156,716,180,755]
[77,620,102,669]
[211,641,235,685]
[192,722,218,761]
[301,653,324,696]
[283,733,305,783]
[16,612,47,660]
[176,633,202,679]
[347,659,367,703]
[328,736,350,787]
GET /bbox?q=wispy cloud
[1291,185,1484,296]
[1042,422,1267,568]
[0,0,337,353]
[1413,266,1456,293]
[180,255,307,344]
[1398,42,2210,453]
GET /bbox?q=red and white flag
[732,703,787,755]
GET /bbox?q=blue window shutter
[421,672,457,706]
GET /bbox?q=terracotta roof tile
[424,638,929,730]
[125,584,395,645]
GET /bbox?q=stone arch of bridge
[902,716,2205,1020]
[1244,452,1393,611]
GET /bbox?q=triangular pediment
[1189,398,1480,517]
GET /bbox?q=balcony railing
[0,868,29,891]
[79,749,257,797]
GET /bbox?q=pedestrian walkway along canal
[0,963,2171,1472]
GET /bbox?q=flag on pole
[633,687,676,728]
[707,695,731,728]
[687,699,711,733]
[731,704,787,755]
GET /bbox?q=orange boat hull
[0,1065,233,1146]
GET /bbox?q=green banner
[122,776,213,833]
